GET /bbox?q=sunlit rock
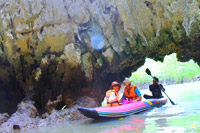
[103,48,115,65]
[81,52,93,82]
[35,68,42,81]
[64,43,81,67]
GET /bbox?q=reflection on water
[31,82,200,133]
[101,116,146,133]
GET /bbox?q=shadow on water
[87,118,120,124]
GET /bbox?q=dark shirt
[149,84,164,98]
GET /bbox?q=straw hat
[110,81,121,90]
[123,79,131,86]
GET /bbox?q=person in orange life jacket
[120,81,142,104]
[106,81,121,107]
[143,77,165,99]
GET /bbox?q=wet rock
[0,100,39,132]
[71,97,100,120]
[45,95,62,114]
[41,113,49,119]
[0,113,9,125]
[0,100,89,132]
[68,108,85,121]
[17,100,38,118]
[76,96,99,108]
[13,125,20,130]
[63,97,74,108]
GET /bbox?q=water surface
[32,82,200,133]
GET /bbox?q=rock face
[0,113,9,125]
[17,100,38,118]
[0,0,200,114]
[0,99,92,132]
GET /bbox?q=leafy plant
[129,53,200,84]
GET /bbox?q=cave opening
[99,53,200,106]
[128,53,200,89]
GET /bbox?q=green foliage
[129,53,200,84]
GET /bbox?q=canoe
[78,98,167,119]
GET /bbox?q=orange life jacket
[124,85,138,101]
[106,90,119,107]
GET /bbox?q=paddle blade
[145,68,152,76]
[163,91,176,105]
[169,99,176,105]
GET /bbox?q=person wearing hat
[143,77,165,99]
[106,81,121,107]
[120,80,142,104]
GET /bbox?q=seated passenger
[143,77,165,99]
[121,81,142,104]
[106,81,121,107]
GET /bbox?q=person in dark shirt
[143,77,165,99]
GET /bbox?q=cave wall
[0,0,200,113]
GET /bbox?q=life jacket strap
[107,101,119,107]
[107,101,119,104]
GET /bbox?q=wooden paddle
[145,68,176,105]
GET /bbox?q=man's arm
[159,84,165,92]
[149,85,153,92]
[134,88,142,101]
[136,96,142,101]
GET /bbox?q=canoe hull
[78,98,167,119]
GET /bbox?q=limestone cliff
[0,0,200,114]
